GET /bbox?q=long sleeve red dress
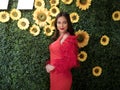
[48,35,79,90]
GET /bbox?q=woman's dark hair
[52,12,75,40]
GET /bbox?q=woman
[45,12,79,90]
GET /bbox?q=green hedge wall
[0,0,120,90]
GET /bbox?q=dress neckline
[58,33,70,44]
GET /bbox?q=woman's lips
[60,28,64,30]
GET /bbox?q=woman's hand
[45,64,55,73]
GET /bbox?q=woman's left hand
[45,64,55,73]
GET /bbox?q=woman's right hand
[45,64,55,73]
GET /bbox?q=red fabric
[46,60,50,65]
[48,35,79,90]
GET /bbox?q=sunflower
[100,35,110,46]
[17,18,30,30]
[78,51,87,62]
[34,0,45,8]
[33,7,51,27]
[76,0,92,10]
[61,0,73,4]
[70,12,79,23]
[49,6,60,17]
[49,18,55,30]
[75,30,90,48]
[10,9,21,20]
[43,25,54,36]
[0,11,10,23]
[50,0,59,6]
[92,66,102,77]
[29,24,40,36]
[112,11,120,21]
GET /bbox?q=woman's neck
[59,32,69,37]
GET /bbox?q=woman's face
[56,16,68,34]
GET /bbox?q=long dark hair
[52,12,75,41]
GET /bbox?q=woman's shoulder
[62,35,78,46]
[66,35,77,42]
[61,35,78,51]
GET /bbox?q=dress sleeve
[46,59,50,65]
[53,36,80,72]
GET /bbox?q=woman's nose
[61,23,64,27]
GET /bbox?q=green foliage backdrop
[0,0,120,90]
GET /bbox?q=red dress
[49,35,79,90]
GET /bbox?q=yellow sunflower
[50,0,59,6]
[92,66,102,77]
[0,11,10,23]
[100,35,110,46]
[76,0,92,10]
[10,9,21,20]
[112,11,120,21]
[49,18,55,30]
[29,24,40,36]
[17,18,30,30]
[61,0,73,4]
[70,12,79,23]
[33,7,51,27]
[78,51,87,62]
[34,0,45,8]
[43,25,54,36]
[50,6,60,17]
[75,30,90,48]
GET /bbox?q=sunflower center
[72,16,77,20]
[2,14,6,19]
[37,1,42,6]
[52,8,57,13]
[102,38,106,42]
[37,13,47,22]
[51,20,55,26]
[80,0,87,5]
[21,22,26,26]
[115,13,119,18]
[46,28,51,33]
[32,28,38,33]
[80,54,84,58]
[77,34,84,42]
[12,12,18,17]
[51,0,56,4]
[95,69,99,73]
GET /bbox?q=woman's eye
[57,22,61,24]
[63,21,67,24]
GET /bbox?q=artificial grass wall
[0,0,120,90]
